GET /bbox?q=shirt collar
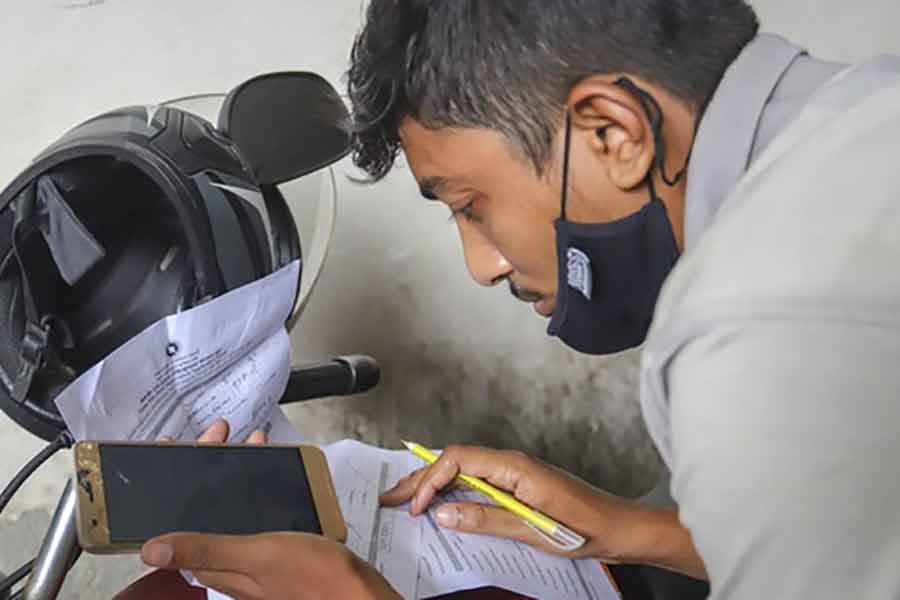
[683,34,804,249]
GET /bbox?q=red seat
[113,569,532,600]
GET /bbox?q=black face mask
[547,78,685,355]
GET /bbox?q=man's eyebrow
[419,176,450,201]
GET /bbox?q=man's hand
[162,419,267,444]
[381,445,706,578]
[381,445,634,561]
[141,532,401,600]
[148,422,400,598]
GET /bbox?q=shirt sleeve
[667,318,900,599]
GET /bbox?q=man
[139,1,900,598]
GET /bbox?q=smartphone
[73,441,346,554]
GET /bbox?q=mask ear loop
[559,112,574,222]
[562,78,702,214]
[613,77,691,188]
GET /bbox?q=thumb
[432,502,552,550]
[142,533,254,572]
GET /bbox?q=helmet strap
[7,176,104,402]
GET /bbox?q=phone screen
[98,445,322,543]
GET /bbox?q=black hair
[347,0,759,181]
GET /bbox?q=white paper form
[55,261,300,443]
[323,442,620,600]
[417,488,621,600]
[324,440,421,600]
[52,261,304,600]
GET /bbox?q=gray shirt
[640,34,900,598]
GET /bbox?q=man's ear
[567,77,654,191]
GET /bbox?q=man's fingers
[386,446,546,519]
[197,420,265,444]
[407,446,535,515]
[198,419,230,443]
[142,533,265,573]
[246,430,267,444]
[194,570,264,600]
[411,459,460,514]
[379,467,429,506]
[382,446,536,514]
[432,502,557,553]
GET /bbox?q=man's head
[348,0,758,316]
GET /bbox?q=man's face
[399,116,657,317]
[400,119,560,315]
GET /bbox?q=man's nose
[458,221,512,287]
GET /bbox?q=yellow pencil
[402,440,586,551]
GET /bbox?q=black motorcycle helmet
[0,72,350,441]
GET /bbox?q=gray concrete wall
[1,1,900,596]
